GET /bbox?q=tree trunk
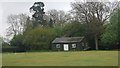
[95,34,98,50]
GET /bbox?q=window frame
[56,44,60,48]
[72,44,76,48]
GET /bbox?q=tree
[23,27,57,50]
[46,9,72,27]
[30,2,46,27]
[6,14,29,37]
[63,21,86,37]
[10,34,27,51]
[23,16,34,32]
[101,8,119,49]
[71,1,117,50]
[0,36,3,50]
[48,18,54,27]
[2,41,10,48]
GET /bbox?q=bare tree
[6,14,29,37]
[46,9,72,27]
[71,1,117,50]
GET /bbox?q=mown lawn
[2,51,118,66]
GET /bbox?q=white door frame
[64,44,69,51]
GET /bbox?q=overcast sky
[0,0,76,38]
[0,0,119,38]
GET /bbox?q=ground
[2,51,118,66]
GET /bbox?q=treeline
[2,1,119,52]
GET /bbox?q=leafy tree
[53,26,63,37]
[30,2,46,27]
[23,27,57,50]
[63,21,86,37]
[71,1,117,50]
[2,41,10,48]
[10,34,26,51]
[1,37,3,51]
[101,9,119,49]
[0,36,3,47]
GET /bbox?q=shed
[52,37,89,51]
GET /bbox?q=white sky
[0,0,75,38]
[0,0,119,38]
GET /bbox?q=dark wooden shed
[52,37,89,51]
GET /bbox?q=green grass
[2,51,118,66]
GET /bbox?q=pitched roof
[52,37,84,43]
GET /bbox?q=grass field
[2,51,118,66]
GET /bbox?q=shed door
[64,44,69,51]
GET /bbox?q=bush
[23,27,57,50]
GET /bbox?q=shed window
[72,44,76,48]
[56,44,60,48]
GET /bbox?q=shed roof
[52,37,84,43]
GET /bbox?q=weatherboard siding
[52,42,85,51]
